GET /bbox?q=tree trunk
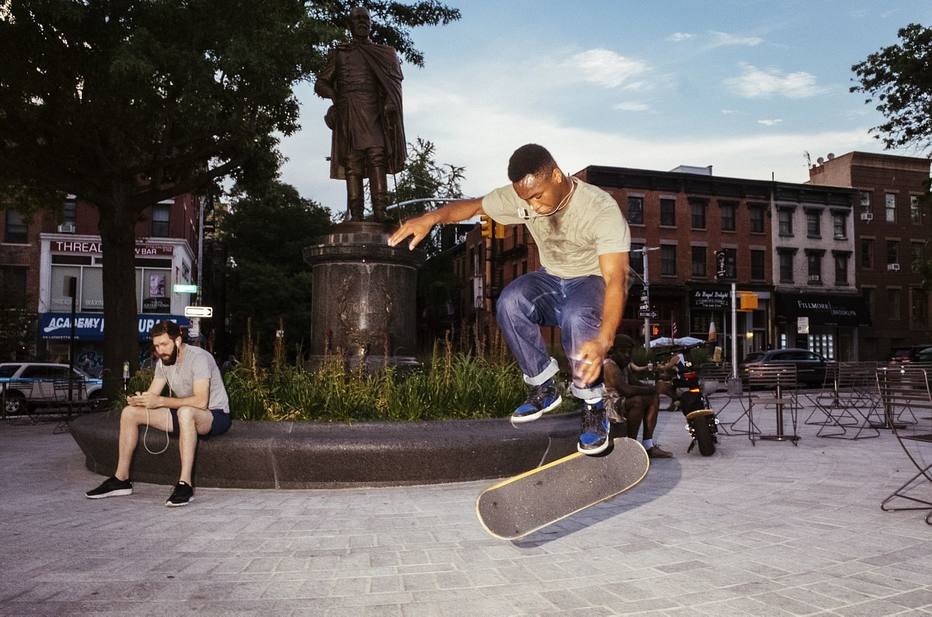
[97,195,141,401]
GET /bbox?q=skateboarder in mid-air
[389,144,630,455]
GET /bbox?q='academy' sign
[39,313,191,341]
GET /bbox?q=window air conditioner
[57,222,76,233]
[860,212,873,221]
[808,274,821,282]
[887,263,900,272]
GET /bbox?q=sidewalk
[0,402,930,617]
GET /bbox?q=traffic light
[494,222,507,239]
[480,214,492,239]
[739,292,759,311]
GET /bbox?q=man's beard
[160,343,179,366]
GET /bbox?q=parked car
[740,348,828,387]
[0,363,105,415]
[888,344,932,363]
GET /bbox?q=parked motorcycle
[663,346,720,456]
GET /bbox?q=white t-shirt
[481,179,630,278]
[155,344,230,414]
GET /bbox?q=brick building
[808,151,931,359]
[0,195,204,369]
[454,161,875,363]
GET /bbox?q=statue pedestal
[303,221,421,369]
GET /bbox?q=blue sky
[279,1,932,213]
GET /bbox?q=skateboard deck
[476,437,649,540]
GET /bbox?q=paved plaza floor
[0,398,930,617]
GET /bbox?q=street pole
[731,282,738,381]
[643,250,650,348]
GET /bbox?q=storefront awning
[775,293,871,327]
[39,313,192,341]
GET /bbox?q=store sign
[143,297,171,313]
[51,240,176,257]
[38,313,190,341]
[690,288,730,310]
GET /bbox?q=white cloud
[614,102,650,112]
[720,109,741,115]
[757,118,783,126]
[279,80,878,210]
[568,48,649,89]
[667,32,694,42]
[725,63,825,99]
[708,31,764,48]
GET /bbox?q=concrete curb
[69,411,582,488]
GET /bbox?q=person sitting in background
[603,334,673,458]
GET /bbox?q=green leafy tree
[851,23,932,155]
[220,181,333,358]
[387,137,466,256]
[0,1,459,395]
[852,23,932,287]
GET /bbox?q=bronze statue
[315,6,406,222]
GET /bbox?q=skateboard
[476,437,649,540]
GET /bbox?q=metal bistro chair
[701,362,748,436]
[878,367,932,525]
[812,362,881,440]
[50,376,88,434]
[870,366,920,431]
[745,364,800,445]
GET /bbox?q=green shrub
[222,342,529,422]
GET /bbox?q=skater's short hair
[507,144,557,182]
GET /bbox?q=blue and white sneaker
[511,379,562,423]
[578,399,610,455]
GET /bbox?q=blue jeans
[496,270,605,400]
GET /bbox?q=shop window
[911,243,924,273]
[885,193,896,223]
[889,288,902,320]
[720,202,736,231]
[911,288,928,326]
[834,253,849,286]
[630,242,644,277]
[806,210,821,238]
[659,198,676,227]
[860,239,874,269]
[862,288,874,322]
[691,246,706,278]
[50,266,82,312]
[0,265,27,308]
[627,196,644,225]
[778,209,793,236]
[750,250,765,280]
[778,251,794,283]
[4,209,28,244]
[749,205,765,233]
[832,213,847,239]
[859,190,871,215]
[886,240,899,266]
[151,204,171,237]
[806,251,822,285]
[910,195,922,224]
[660,244,676,276]
[690,200,706,229]
[81,267,104,312]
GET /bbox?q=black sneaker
[578,399,611,455]
[165,481,194,507]
[85,476,133,499]
[511,379,562,423]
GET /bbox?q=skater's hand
[388,213,437,250]
[575,338,611,386]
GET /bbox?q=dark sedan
[740,348,828,387]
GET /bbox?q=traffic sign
[184,305,213,318]
[173,283,198,294]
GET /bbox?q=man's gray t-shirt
[481,179,630,278]
[155,345,230,414]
